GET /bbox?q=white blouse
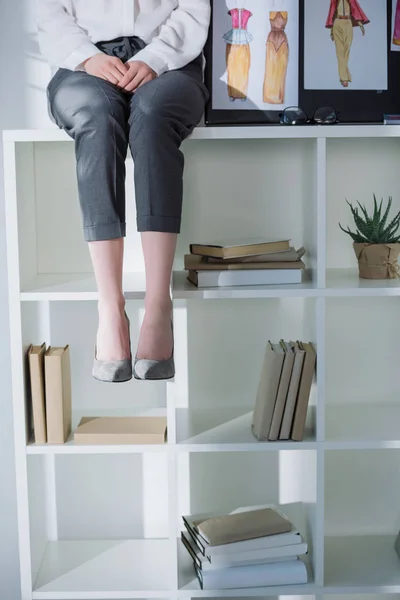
[36,0,211,75]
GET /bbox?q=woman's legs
[48,70,131,362]
[136,232,176,360]
[89,239,130,361]
[128,59,208,361]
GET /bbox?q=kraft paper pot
[353,243,400,279]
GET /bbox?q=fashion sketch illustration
[264,11,289,104]
[326,0,370,87]
[223,5,253,101]
[393,0,400,45]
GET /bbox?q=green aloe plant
[339,195,400,244]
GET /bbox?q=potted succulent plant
[339,195,400,279]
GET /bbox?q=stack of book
[181,505,308,589]
[252,341,316,442]
[28,344,71,444]
[185,238,306,288]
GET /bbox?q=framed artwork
[204,0,400,125]
[204,0,301,125]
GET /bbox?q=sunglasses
[280,106,339,125]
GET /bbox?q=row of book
[181,504,308,589]
[28,344,71,444]
[252,341,316,442]
[185,238,306,287]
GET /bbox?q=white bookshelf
[4,126,400,600]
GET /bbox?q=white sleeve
[129,0,211,76]
[36,0,101,71]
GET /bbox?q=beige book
[190,238,290,260]
[28,343,47,444]
[195,507,292,546]
[291,342,316,441]
[279,342,305,440]
[252,342,285,441]
[203,247,306,264]
[74,416,167,445]
[268,341,295,441]
[45,346,71,444]
[184,254,305,271]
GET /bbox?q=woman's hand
[359,22,365,35]
[117,61,157,93]
[82,54,128,84]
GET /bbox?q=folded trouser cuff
[137,215,181,233]
[83,222,126,242]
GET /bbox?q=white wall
[0,0,50,596]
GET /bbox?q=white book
[182,531,307,570]
[188,269,302,288]
[196,558,308,589]
[183,505,302,557]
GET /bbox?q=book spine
[61,348,72,444]
[200,559,307,589]
[279,349,305,440]
[210,541,308,565]
[29,351,47,444]
[45,355,67,444]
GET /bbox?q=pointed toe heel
[133,356,175,381]
[133,320,175,381]
[92,312,132,383]
[92,357,132,383]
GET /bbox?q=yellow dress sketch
[326,0,370,87]
[223,8,253,101]
[263,12,289,105]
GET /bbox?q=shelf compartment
[175,407,316,451]
[325,404,400,449]
[176,452,318,591]
[32,539,173,598]
[325,450,400,591]
[325,298,400,442]
[178,538,315,596]
[27,408,168,454]
[324,535,400,593]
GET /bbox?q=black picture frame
[204,0,400,126]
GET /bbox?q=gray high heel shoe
[92,313,132,383]
[133,321,175,381]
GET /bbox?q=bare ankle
[145,296,172,316]
[98,297,126,317]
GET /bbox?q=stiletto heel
[133,321,175,381]
[92,312,132,383]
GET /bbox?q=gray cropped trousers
[47,37,209,241]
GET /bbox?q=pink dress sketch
[223,8,253,101]
[394,0,400,45]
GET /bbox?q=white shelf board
[324,535,400,593]
[5,125,400,143]
[27,408,168,455]
[325,404,400,450]
[175,407,316,451]
[20,270,318,301]
[32,539,173,599]
[178,538,315,597]
[326,269,400,297]
[21,272,147,301]
[22,269,400,302]
[172,271,317,300]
